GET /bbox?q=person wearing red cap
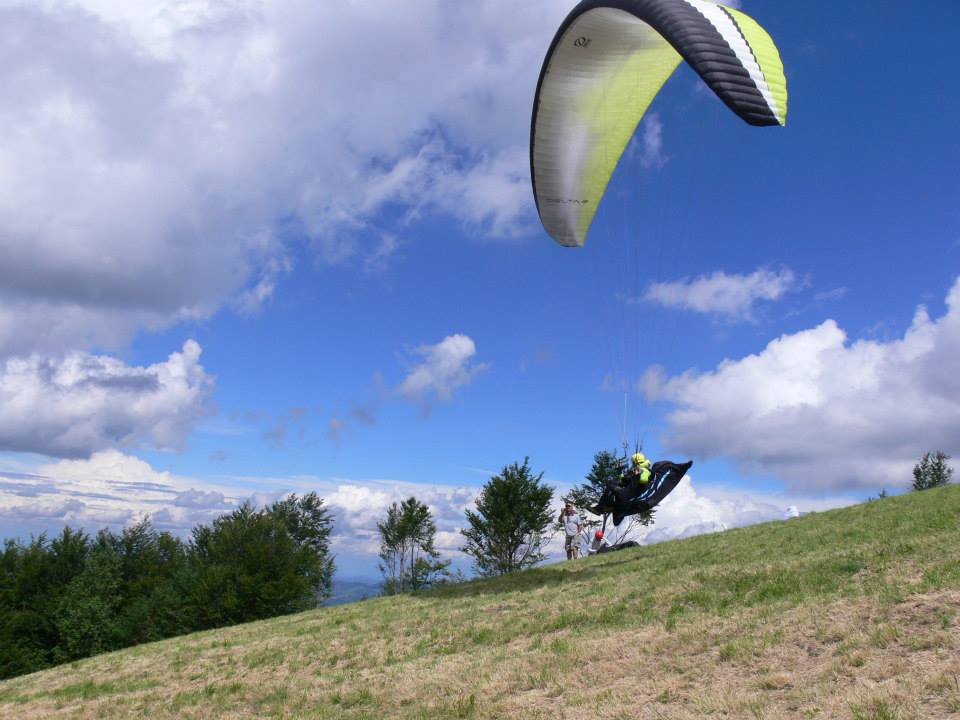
[588,529,610,555]
[589,529,641,555]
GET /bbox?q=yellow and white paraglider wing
[530,0,788,248]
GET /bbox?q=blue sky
[1,1,958,579]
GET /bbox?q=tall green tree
[267,492,336,600]
[378,497,449,594]
[185,494,335,629]
[54,540,122,662]
[98,519,190,644]
[0,529,89,678]
[912,451,954,491]
[378,502,404,594]
[460,458,554,576]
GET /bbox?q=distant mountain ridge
[323,578,379,606]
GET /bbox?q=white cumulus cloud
[0,0,565,357]
[398,334,487,409]
[0,340,213,458]
[644,268,798,321]
[647,278,960,492]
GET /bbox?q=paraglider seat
[592,460,692,526]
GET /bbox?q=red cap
[594,530,604,539]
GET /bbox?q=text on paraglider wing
[574,36,592,48]
[544,198,590,205]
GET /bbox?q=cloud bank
[0,451,234,534]
[637,477,850,544]
[1,451,848,573]
[647,278,960,492]
[0,451,479,560]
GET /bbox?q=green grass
[850,698,901,720]
[1,484,958,719]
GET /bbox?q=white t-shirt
[590,536,610,552]
[562,512,581,536]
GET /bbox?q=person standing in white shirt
[559,501,582,559]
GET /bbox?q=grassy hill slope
[2,485,959,719]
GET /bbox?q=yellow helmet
[631,452,646,467]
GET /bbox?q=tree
[0,496,335,680]
[378,497,449,594]
[0,530,88,678]
[54,541,122,661]
[460,458,554,576]
[566,450,654,539]
[267,492,336,601]
[912,451,954,491]
[185,494,335,629]
[97,519,190,645]
[378,502,404,594]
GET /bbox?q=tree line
[0,457,570,678]
[0,452,638,679]
[0,493,333,680]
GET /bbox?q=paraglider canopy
[530,0,788,247]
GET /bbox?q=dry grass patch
[3,587,959,719]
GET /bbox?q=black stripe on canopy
[530,0,777,214]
